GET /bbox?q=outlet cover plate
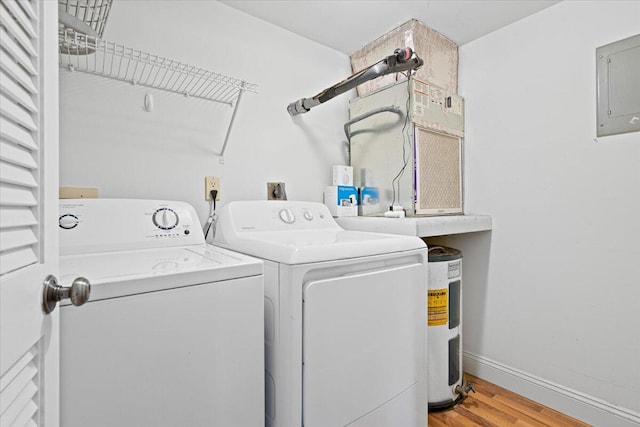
[205,176,221,200]
[60,187,99,199]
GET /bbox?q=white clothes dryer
[213,200,428,427]
[58,199,264,427]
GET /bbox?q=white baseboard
[463,352,640,427]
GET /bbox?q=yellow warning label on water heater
[428,288,448,326]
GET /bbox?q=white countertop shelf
[335,214,492,237]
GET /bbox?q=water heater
[427,246,474,410]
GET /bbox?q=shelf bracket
[216,82,246,164]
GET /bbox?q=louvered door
[0,1,59,426]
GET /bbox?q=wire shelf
[58,28,258,105]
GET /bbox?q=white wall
[59,1,351,224]
[60,0,640,423]
[458,0,640,424]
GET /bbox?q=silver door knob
[42,275,91,314]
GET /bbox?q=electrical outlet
[267,182,287,200]
[204,176,221,201]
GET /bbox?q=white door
[1,1,60,426]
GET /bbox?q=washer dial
[153,208,179,230]
[59,214,79,229]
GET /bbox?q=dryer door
[302,262,425,427]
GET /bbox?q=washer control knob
[59,214,79,229]
[303,211,313,221]
[279,209,295,224]
[153,208,179,230]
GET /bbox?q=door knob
[42,275,91,314]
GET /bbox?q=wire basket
[58,0,112,50]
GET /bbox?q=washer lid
[59,244,263,303]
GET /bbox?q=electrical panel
[596,33,640,137]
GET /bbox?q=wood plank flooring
[428,374,591,427]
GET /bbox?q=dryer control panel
[218,200,341,233]
[59,199,205,255]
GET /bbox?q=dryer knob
[279,208,295,224]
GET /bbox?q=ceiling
[219,0,560,55]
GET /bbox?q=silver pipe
[287,50,422,116]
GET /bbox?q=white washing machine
[58,199,264,427]
[213,200,429,427]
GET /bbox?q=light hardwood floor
[428,374,591,426]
